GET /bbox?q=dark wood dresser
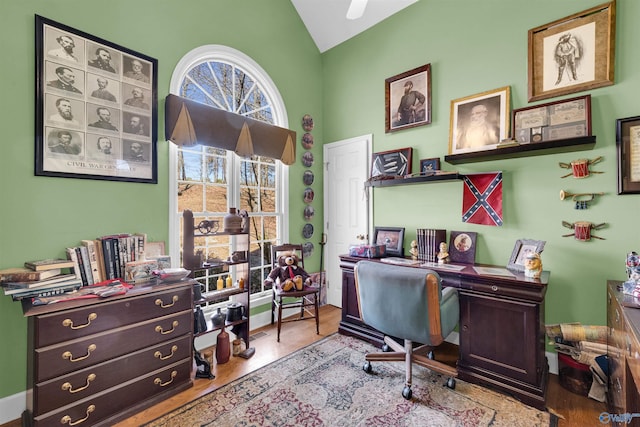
[607,280,640,427]
[23,279,194,427]
[339,255,549,410]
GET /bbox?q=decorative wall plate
[302,151,314,167]
[302,223,314,239]
[304,205,315,220]
[303,242,314,258]
[302,114,314,131]
[303,187,314,204]
[302,132,314,149]
[303,170,314,186]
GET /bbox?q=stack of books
[416,228,447,262]
[0,259,82,301]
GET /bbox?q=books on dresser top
[24,258,75,271]
[0,267,62,283]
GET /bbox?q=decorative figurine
[559,156,603,178]
[561,220,607,241]
[437,241,450,264]
[409,240,419,260]
[524,252,543,279]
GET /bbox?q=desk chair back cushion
[355,261,458,346]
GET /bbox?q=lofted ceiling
[290,0,418,53]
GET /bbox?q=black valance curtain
[164,94,296,165]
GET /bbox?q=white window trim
[167,45,290,299]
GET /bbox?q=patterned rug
[145,334,552,427]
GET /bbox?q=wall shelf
[444,136,596,164]
[365,172,461,188]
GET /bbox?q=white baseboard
[0,390,25,424]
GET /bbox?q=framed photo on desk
[373,227,405,257]
[448,231,477,264]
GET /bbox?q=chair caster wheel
[402,386,412,400]
[446,378,456,389]
[363,361,372,373]
[382,344,390,352]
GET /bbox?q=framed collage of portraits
[35,15,158,183]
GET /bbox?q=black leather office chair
[269,243,320,342]
[354,260,459,399]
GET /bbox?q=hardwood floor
[3,305,604,427]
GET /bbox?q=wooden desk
[339,255,549,410]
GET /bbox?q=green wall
[322,0,639,344]
[2,0,639,404]
[0,0,322,399]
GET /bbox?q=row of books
[1,233,150,301]
[1,259,82,301]
[416,228,446,262]
[66,233,147,287]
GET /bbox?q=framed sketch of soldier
[36,15,158,183]
[385,64,431,133]
[528,1,615,102]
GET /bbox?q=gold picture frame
[449,86,510,155]
[385,64,431,133]
[528,1,616,102]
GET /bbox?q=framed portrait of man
[385,64,431,133]
[35,15,158,183]
[448,86,511,155]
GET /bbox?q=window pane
[262,163,276,188]
[240,160,258,186]
[205,155,226,184]
[205,187,228,213]
[261,189,276,213]
[263,215,277,241]
[240,187,259,212]
[178,150,203,181]
[178,183,204,213]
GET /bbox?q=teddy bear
[265,252,312,291]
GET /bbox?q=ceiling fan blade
[346,0,368,20]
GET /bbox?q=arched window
[169,45,289,299]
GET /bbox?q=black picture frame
[35,15,158,183]
[507,239,546,272]
[448,231,477,264]
[385,64,431,133]
[373,227,405,257]
[419,157,441,173]
[616,115,640,195]
[370,147,413,179]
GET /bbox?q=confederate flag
[462,172,503,226]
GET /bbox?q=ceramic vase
[216,328,230,364]
[211,307,225,328]
[223,208,242,232]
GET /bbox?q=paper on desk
[421,262,467,271]
[472,266,516,277]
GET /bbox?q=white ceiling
[291,0,418,53]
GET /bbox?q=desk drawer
[33,334,191,415]
[35,309,191,382]
[34,286,192,347]
[33,359,192,427]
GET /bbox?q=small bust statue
[524,252,543,278]
[409,240,419,260]
[437,241,450,264]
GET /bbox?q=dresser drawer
[33,286,192,348]
[35,309,192,382]
[33,334,191,415]
[33,358,192,427]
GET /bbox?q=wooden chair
[270,243,320,342]
[354,260,459,399]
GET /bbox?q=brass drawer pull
[61,404,95,425]
[155,295,179,308]
[62,313,98,330]
[62,344,97,363]
[154,345,178,360]
[155,321,179,335]
[154,370,177,387]
[61,373,96,393]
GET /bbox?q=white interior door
[323,134,371,307]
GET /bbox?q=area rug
[145,334,552,427]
